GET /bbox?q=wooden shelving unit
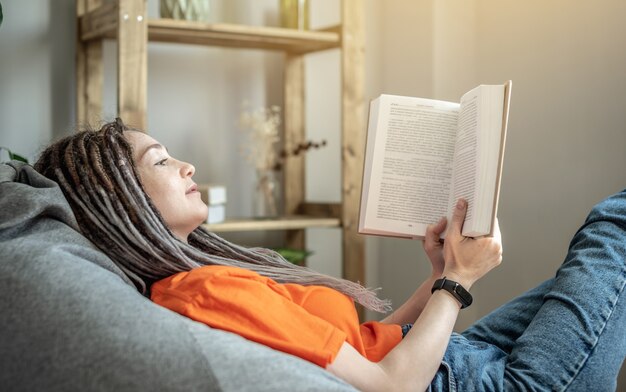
[76,0,367,310]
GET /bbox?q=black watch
[431,277,473,309]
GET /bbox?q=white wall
[0,0,75,160]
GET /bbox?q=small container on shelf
[198,183,227,224]
[160,0,218,23]
[198,183,227,206]
[206,204,226,224]
[279,0,309,30]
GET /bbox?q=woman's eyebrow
[139,143,167,160]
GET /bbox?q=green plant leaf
[0,2,3,28]
[9,151,28,163]
[273,248,313,265]
[0,147,29,163]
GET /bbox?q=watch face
[454,283,472,306]
[455,286,472,303]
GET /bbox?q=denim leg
[503,189,626,391]
[564,285,626,392]
[461,279,554,354]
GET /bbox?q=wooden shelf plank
[80,7,341,54]
[148,20,341,53]
[202,216,341,233]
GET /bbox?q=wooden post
[341,0,366,319]
[76,0,103,128]
[118,0,147,129]
[283,53,306,252]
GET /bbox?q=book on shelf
[359,81,512,239]
[198,184,227,206]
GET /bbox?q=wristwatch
[431,277,473,309]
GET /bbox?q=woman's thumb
[449,198,467,236]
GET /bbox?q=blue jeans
[429,189,626,391]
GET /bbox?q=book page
[447,83,507,237]
[448,89,479,232]
[362,95,459,237]
[472,83,506,235]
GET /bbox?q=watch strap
[431,277,473,309]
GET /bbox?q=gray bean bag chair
[0,161,355,392]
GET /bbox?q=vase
[279,0,309,30]
[254,169,281,218]
[160,0,213,22]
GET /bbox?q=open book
[359,81,512,239]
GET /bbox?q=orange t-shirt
[151,265,402,368]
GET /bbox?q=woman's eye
[155,158,168,166]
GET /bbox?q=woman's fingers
[448,199,467,238]
[424,217,446,247]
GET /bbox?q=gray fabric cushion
[0,161,355,392]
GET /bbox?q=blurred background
[1,0,624,386]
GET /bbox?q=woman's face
[125,131,208,242]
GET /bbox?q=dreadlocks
[34,119,391,312]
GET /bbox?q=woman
[35,119,625,391]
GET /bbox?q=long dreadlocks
[34,119,391,312]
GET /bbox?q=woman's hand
[332,199,499,391]
[442,199,502,289]
[423,217,447,277]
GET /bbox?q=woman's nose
[181,161,195,177]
